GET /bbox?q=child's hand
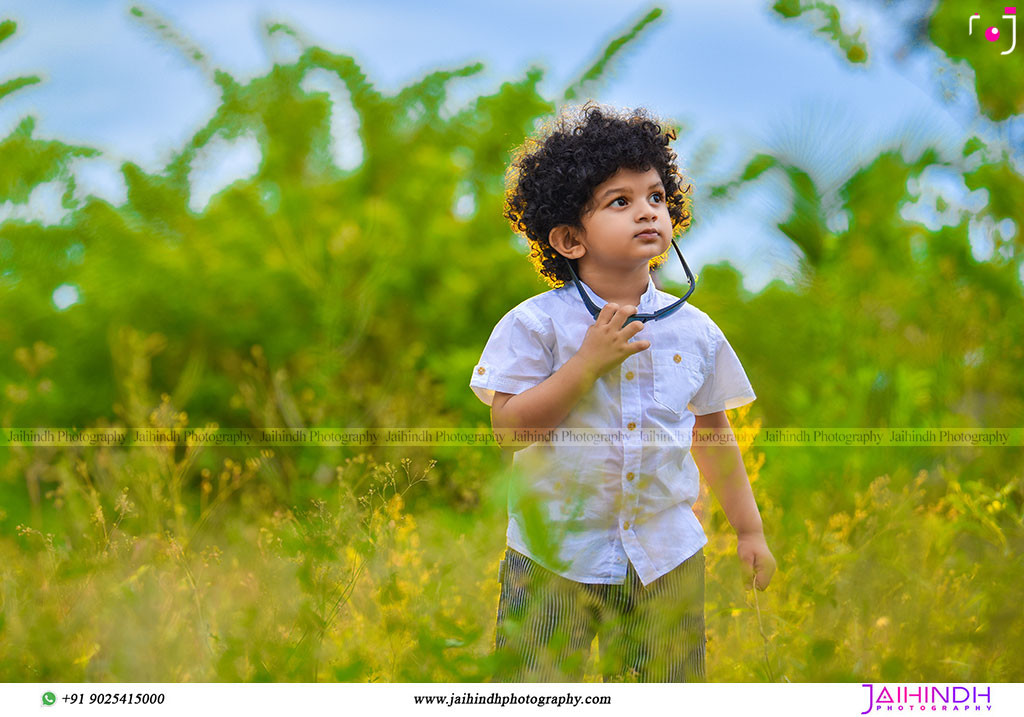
[737,531,776,591]
[576,303,650,380]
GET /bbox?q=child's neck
[577,265,651,308]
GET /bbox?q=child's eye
[611,192,664,207]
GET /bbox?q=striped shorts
[492,546,706,682]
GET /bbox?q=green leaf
[563,8,664,101]
[771,2,870,64]
[0,76,42,104]
[742,153,779,182]
[0,19,16,45]
[0,117,98,204]
[962,136,986,157]
[772,0,802,19]
[777,165,827,266]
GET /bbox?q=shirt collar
[573,274,659,313]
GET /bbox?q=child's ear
[549,225,586,260]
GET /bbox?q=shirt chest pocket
[651,349,705,416]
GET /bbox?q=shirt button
[673,354,681,363]
[625,371,635,380]
[623,521,630,530]
[627,422,636,431]
[626,472,635,481]
[477,366,486,374]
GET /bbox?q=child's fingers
[625,314,648,346]
[613,304,638,328]
[751,565,767,590]
[743,561,756,590]
[596,302,619,324]
[740,551,764,590]
[750,556,775,591]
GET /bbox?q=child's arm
[492,302,649,451]
[490,352,592,451]
[691,409,777,590]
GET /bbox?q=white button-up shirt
[470,275,756,586]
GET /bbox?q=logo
[860,684,993,713]
[970,8,1018,54]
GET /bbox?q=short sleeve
[469,308,554,406]
[687,320,756,415]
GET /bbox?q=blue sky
[0,0,1012,291]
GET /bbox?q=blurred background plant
[0,1,1021,681]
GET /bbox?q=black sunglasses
[562,238,696,325]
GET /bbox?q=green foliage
[0,76,41,104]
[710,154,829,266]
[0,20,42,111]
[964,158,1024,249]
[701,134,1023,510]
[0,117,97,204]
[0,19,18,44]
[563,8,664,101]
[771,1,868,63]
[0,18,94,206]
[929,1,1024,121]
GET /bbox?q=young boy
[470,102,776,682]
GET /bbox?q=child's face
[572,167,672,274]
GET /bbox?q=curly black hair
[503,101,693,288]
